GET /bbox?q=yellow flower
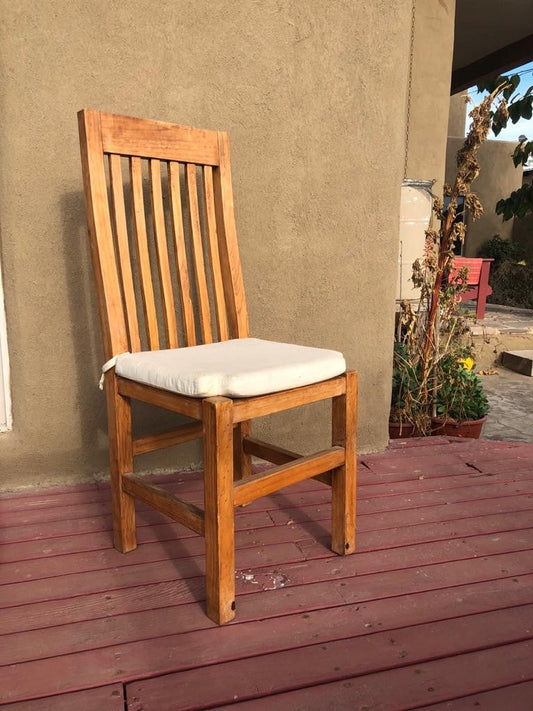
[458,357,474,371]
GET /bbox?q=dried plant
[391,84,509,433]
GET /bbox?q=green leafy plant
[478,234,525,267]
[496,183,533,221]
[435,355,489,422]
[390,342,425,426]
[477,73,533,222]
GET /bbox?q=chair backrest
[78,110,249,360]
[450,257,482,286]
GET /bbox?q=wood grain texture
[213,132,249,338]
[233,448,344,507]
[203,165,229,341]
[243,436,332,486]
[122,474,205,535]
[100,111,220,165]
[149,158,178,348]
[203,396,235,624]
[105,373,136,553]
[0,684,125,711]
[186,163,213,344]
[130,156,159,349]
[168,161,196,346]
[232,376,346,423]
[132,422,203,456]
[78,110,128,358]
[331,370,357,554]
[117,377,203,420]
[233,421,252,481]
[108,153,141,352]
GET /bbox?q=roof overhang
[452,0,533,94]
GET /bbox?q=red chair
[450,257,493,319]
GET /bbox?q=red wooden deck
[1,436,533,710]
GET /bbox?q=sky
[468,60,533,143]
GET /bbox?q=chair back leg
[203,396,236,624]
[106,375,137,552]
[233,421,253,481]
[330,370,357,555]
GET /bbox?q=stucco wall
[447,92,467,138]
[0,1,456,489]
[405,0,456,189]
[446,137,523,256]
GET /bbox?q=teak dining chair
[78,109,357,624]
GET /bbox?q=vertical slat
[78,110,128,359]
[109,155,141,352]
[203,396,235,624]
[168,161,196,346]
[203,166,228,341]
[149,159,178,348]
[186,163,213,344]
[130,156,159,350]
[331,370,357,555]
[213,132,249,339]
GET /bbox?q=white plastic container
[397,179,433,302]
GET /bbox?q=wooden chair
[78,110,357,624]
[450,257,494,319]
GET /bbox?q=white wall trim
[0,261,12,432]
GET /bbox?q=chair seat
[115,338,346,398]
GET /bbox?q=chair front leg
[203,396,236,624]
[105,373,137,553]
[233,420,252,481]
[331,370,357,555]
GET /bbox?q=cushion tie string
[99,352,130,390]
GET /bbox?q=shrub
[489,261,533,309]
[478,234,524,268]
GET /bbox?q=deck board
[0,685,125,710]
[1,438,533,708]
[207,641,533,710]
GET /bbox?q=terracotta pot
[431,416,487,439]
[389,421,421,439]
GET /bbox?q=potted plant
[389,84,508,438]
[432,352,489,438]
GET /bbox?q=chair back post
[78,109,129,359]
[214,132,249,339]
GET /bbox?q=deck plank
[0,686,124,710]
[416,680,533,709]
[205,640,533,711]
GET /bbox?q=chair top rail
[99,111,221,166]
[451,257,492,286]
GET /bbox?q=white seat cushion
[115,338,346,398]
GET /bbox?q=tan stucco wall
[0,0,456,490]
[404,0,456,189]
[446,137,523,256]
[447,92,468,137]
